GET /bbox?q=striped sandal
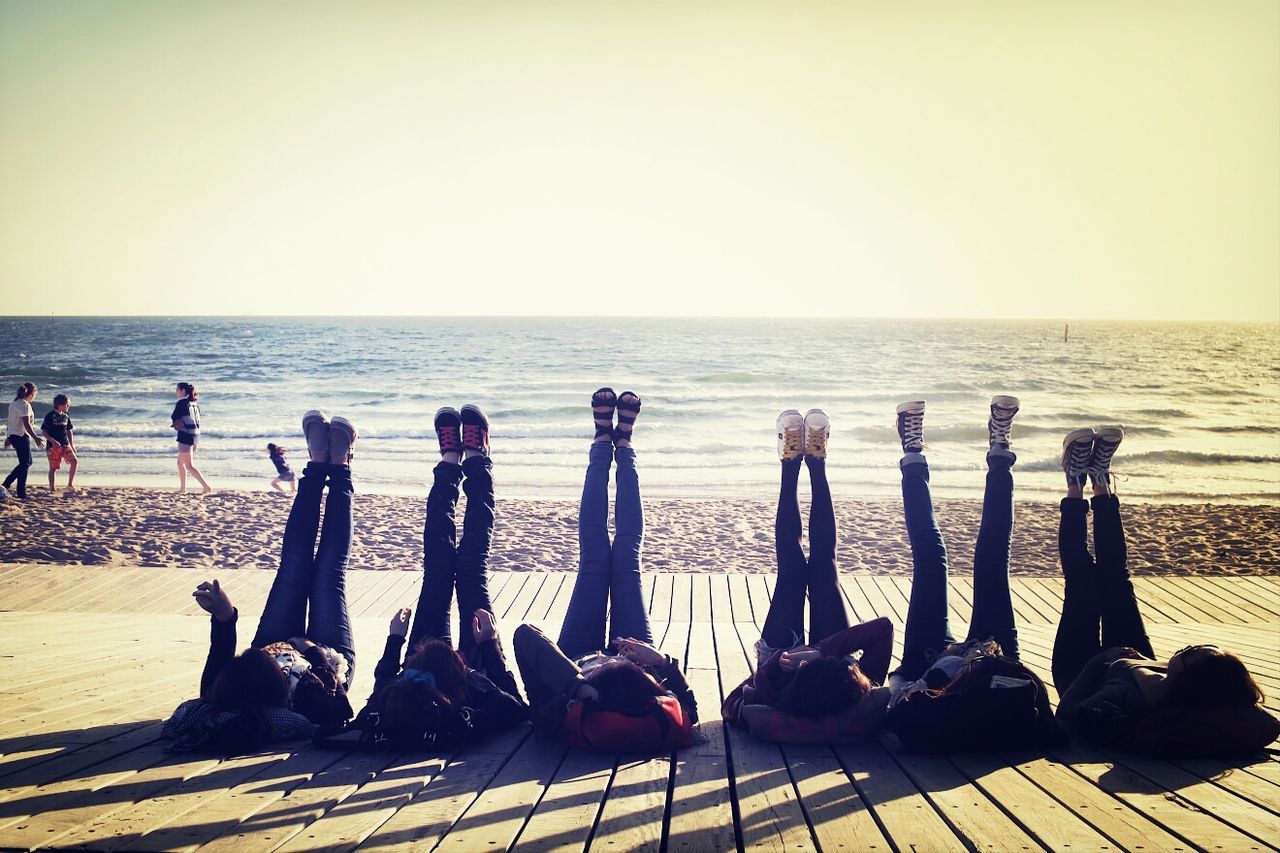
[614,391,642,447]
[592,388,617,442]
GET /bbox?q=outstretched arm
[193,580,237,699]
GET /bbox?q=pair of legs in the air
[1051,427,1153,690]
[759,408,852,655]
[250,411,361,679]
[895,397,1022,680]
[556,388,650,657]
[409,404,497,660]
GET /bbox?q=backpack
[564,694,696,753]
[315,693,477,752]
[885,655,1063,753]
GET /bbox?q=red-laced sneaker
[460,404,490,456]
[434,407,462,457]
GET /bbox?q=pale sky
[2,1,1277,320]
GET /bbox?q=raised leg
[558,440,613,658]
[966,453,1019,660]
[307,464,356,679]
[898,457,954,679]
[410,460,464,650]
[762,457,807,650]
[252,461,327,648]
[1093,494,1154,659]
[607,445,652,645]
[456,455,497,655]
[1052,497,1102,690]
[804,456,850,643]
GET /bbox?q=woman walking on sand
[172,382,212,494]
[3,383,45,501]
[722,409,894,743]
[164,410,360,752]
[1052,427,1279,756]
[880,397,1063,753]
[514,388,698,754]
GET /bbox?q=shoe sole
[990,395,1020,411]
[460,404,490,427]
[896,400,926,414]
[329,416,359,461]
[302,409,330,458]
[434,406,461,427]
[1061,428,1096,469]
[1095,426,1124,445]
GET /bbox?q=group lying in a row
[164,392,1278,759]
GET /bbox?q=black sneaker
[896,401,926,454]
[460,405,490,456]
[1089,427,1123,490]
[988,396,1020,450]
[434,407,462,457]
[1061,428,1095,489]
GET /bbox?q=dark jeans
[558,442,651,659]
[410,455,496,657]
[1051,494,1154,690]
[252,461,356,678]
[761,457,851,649]
[898,454,1019,680]
[515,623,584,734]
[3,435,32,498]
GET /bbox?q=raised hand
[614,637,665,667]
[389,607,412,637]
[779,648,822,672]
[472,609,498,644]
[192,579,234,622]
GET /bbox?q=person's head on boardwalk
[773,655,872,719]
[1167,645,1264,710]
[585,657,666,713]
[405,637,469,703]
[207,647,290,747]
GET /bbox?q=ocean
[2,316,1276,503]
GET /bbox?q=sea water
[1,316,1276,503]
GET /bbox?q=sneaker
[776,410,804,460]
[1061,428,1095,488]
[804,409,831,458]
[0,485,8,501]
[896,401,926,454]
[460,404,490,456]
[1089,427,1124,490]
[302,410,330,462]
[434,407,462,457]
[328,416,359,465]
[988,396,1020,450]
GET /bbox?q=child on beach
[722,410,894,743]
[881,398,1063,753]
[267,442,296,493]
[1052,428,1279,756]
[164,410,360,753]
[515,389,699,754]
[41,394,77,494]
[333,404,528,751]
[3,383,45,500]
[172,382,212,494]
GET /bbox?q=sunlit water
[2,317,1276,503]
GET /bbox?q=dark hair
[208,648,289,712]
[177,382,198,400]
[15,382,35,400]
[267,443,285,455]
[53,394,69,407]
[585,659,665,712]
[405,638,470,704]
[773,657,871,719]
[1167,650,1264,710]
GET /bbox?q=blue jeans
[1051,495,1154,690]
[410,455,496,656]
[558,442,651,659]
[761,457,851,649]
[3,434,32,498]
[898,454,1019,680]
[252,461,356,678]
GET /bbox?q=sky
[1,1,1277,321]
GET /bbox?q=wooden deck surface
[0,564,1277,852]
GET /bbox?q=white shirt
[7,399,33,437]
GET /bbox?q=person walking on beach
[267,443,296,493]
[1052,427,1279,756]
[515,389,699,753]
[881,397,1063,753]
[163,411,359,753]
[328,404,528,751]
[172,381,212,494]
[3,382,44,500]
[41,394,77,494]
[722,410,894,743]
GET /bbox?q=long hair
[585,659,666,713]
[1167,650,1264,710]
[773,657,871,719]
[177,381,198,400]
[14,382,35,400]
[404,638,470,705]
[206,648,290,749]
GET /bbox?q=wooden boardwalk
[0,563,1277,852]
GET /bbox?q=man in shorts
[41,394,77,493]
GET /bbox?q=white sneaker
[776,410,804,460]
[0,486,8,501]
[804,409,831,458]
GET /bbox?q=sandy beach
[1,486,1276,576]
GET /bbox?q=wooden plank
[509,748,610,852]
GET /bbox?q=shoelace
[898,414,924,449]
[1065,442,1093,474]
[1089,439,1120,476]
[805,426,828,453]
[780,427,804,455]
[438,429,460,451]
[462,424,486,448]
[989,409,1015,445]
